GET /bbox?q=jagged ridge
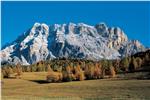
[1,22,145,65]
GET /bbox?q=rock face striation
[1,22,145,65]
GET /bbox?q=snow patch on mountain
[1,22,145,65]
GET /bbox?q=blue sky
[1,1,150,47]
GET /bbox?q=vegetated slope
[131,49,150,71]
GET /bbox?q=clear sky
[1,1,150,48]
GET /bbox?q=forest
[1,50,150,82]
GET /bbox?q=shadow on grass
[29,80,50,84]
[28,79,86,84]
[29,80,64,84]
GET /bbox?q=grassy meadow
[2,72,150,100]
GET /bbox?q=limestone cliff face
[1,22,145,65]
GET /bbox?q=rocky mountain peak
[30,22,49,36]
[1,22,145,65]
[95,22,108,36]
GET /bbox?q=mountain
[0,22,145,65]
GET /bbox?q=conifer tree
[16,63,23,77]
[121,57,129,72]
[109,66,116,78]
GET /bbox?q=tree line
[1,50,150,82]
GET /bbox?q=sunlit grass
[2,72,150,100]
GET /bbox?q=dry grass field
[2,72,150,100]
